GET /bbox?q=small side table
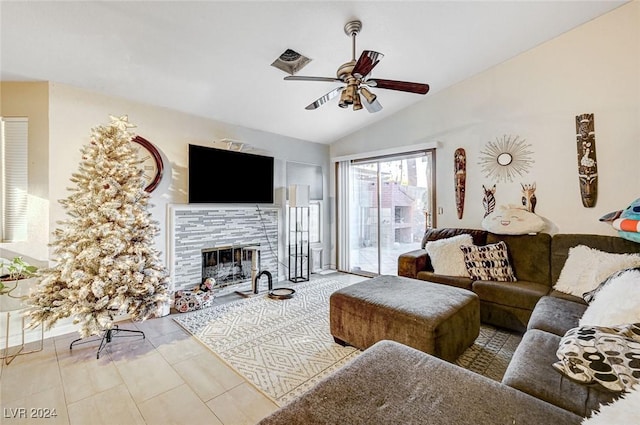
[0,280,43,365]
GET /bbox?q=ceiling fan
[284,20,430,112]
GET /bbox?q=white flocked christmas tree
[28,115,170,338]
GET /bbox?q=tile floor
[1,273,364,425]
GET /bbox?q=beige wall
[331,2,640,236]
[1,82,331,339]
[45,83,330,272]
[0,82,50,261]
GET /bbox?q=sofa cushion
[473,280,549,311]
[415,271,474,290]
[548,289,587,304]
[461,241,517,282]
[487,232,552,286]
[502,329,618,417]
[259,340,583,425]
[527,296,587,336]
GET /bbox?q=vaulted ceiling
[1,1,627,144]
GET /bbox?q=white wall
[330,2,639,236]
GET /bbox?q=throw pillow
[583,266,640,304]
[481,204,545,235]
[553,323,640,393]
[425,234,473,277]
[459,241,517,282]
[581,385,640,425]
[554,245,640,297]
[579,268,640,327]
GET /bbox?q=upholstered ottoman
[330,275,480,362]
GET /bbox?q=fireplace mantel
[167,204,280,293]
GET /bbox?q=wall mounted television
[188,144,274,204]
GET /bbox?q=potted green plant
[0,257,39,297]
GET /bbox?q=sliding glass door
[347,151,435,276]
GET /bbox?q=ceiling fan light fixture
[283,19,429,113]
[360,86,377,104]
[353,93,363,111]
[338,90,350,108]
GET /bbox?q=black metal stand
[236,270,296,300]
[69,325,145,359]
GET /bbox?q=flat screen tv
[188,144,274,204]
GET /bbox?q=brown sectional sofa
[259,228,640,423]
[398,228,640,417]
[398,227,640,332]
[258,339,583,425]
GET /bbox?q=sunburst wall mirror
[478,135,534,183]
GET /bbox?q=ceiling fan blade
[305,86,344,110]
[362,96,383,113]
[368,79,430,95]
[352,50,384,79]
[285,76,342,83]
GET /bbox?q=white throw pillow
[581,385,640,425]
[425,234,473,277]
[554,245,640,297]
[579,268,640,326]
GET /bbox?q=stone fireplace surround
[167,204,280,295]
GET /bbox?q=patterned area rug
[173,276,522,406]
[455,323,522,381]
[173,277,360,405]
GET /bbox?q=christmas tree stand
[69,325,145,359]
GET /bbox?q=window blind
[1,117,29,242]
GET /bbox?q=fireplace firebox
[202,244,260,290]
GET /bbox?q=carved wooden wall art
[521,182,537,213]
[575,113,598,207]
[478,135,534,183]
[454,148,466,219]
[482,184,496,218]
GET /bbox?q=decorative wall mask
[454,148,466,219]
[478,135,534,183]
[575,113,598,208]
[482,184,496,218]
[521,182,537,213]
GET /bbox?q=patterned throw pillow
[553,323,640,393]
[459,241,517,282]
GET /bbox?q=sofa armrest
[397,249,430,278]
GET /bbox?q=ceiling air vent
[271,49,311,75]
